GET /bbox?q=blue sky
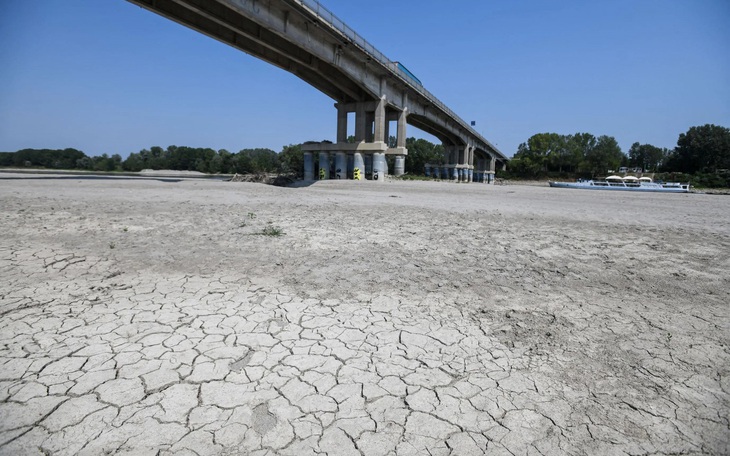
[1,0,728,158]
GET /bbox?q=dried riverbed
[1,174,728,455]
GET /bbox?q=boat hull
[548,181,690,193]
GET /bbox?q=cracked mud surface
[1,175,728,455]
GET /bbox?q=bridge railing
[294,0,501,155]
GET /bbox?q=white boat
[549,176,690,193]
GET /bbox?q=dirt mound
[228,173,296,187]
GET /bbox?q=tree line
[506,124,730,186]
[2,124,727,186]
[0,145,304,175]
[0,138,443,177]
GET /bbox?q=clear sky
[1,0,728,158]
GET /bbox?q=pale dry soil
[0,175,728,455]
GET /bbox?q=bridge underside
[127,0,508,182]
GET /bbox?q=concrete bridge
[127,0,508,182]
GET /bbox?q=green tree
[122,152,144,171]
[278,144,303,175]
[567,133,596,173]
[507,153,543,177]
[511,133,564,175]
[231,152,252,174]
[583,135,624,176]
[665,124,730,173]
[7,148,88,169]
[216,149,234,173]
[148,146,165,169]
[628,142,666,171]
[403,137,445,174]
[0,152,12,166]
[208,153,223,174]
[238,148,278,173]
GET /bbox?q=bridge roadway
[127,0,508,182]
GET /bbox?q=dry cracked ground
[0,175,728,455]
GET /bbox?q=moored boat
[548,176,690,193]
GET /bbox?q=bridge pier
[364,154,373,176]
[423,143,502,184]
[335,152,347,179]
[353,152,364,180]
[372,152,386,181]
[303,152,314,181]
[302,99,408,182]
[394,155,405,176]
[471,155,495,183]
[488,156,497,183]
[318,152,330,180]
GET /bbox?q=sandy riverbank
[1,174,728,455]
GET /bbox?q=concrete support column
[364,154,373,176]
[489,157,497,173]
[394,155,405,176]
[372,152,386,182]
[336,105,348,143]
[365,112,375,143]
[355,103,366,142]
[335,152,347,179]
[374,97,386,143]
[318,152,330,180]
[353,152,364,180]
[397,109,407,148]
[451,167,458,181]
[468,169,473,183]
[347,153,354,178]
[303,152,314,181]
